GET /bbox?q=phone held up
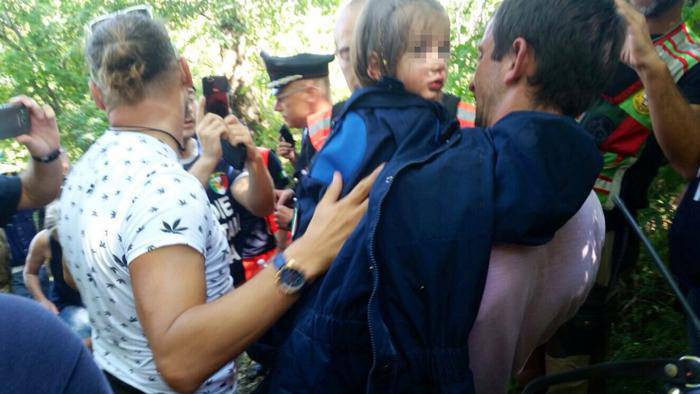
[202,76,247,169]
[0,103,30,140]
[279,124,295,148]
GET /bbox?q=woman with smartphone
[58,10,379,394]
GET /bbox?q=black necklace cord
[109,125,186,153]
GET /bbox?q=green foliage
[1,0,488,164]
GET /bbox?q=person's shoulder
[0,294,111,393]
[126,164,210,221]
[0,293,83,351]
[31,228,52,248]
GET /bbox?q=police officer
[262,52,335,177]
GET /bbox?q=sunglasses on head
[85,4,153,36]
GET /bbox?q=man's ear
[503,37,533,85]
[367,52,382,81]
[89,80,106,110]
[179,57,193,88]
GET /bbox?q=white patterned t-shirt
[58,130,235,393]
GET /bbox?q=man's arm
[226,116,275,217]
[9,96,62,210]
[639,64,700,179]
[130,169,380,393]
[230,155,275,217]
[616,0,700,179]
[22,230,58,314]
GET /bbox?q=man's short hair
[491,0,625,117]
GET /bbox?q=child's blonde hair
[352,0,448,87]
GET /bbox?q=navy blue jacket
[0,294,111,393]
[260,78,602,392]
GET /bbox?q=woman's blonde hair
[85,13,179,108]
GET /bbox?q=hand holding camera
[202,76,248,169]
[223,114,259,164]
[1,96,60,160]
[195,97,228,165]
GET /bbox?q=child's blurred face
[395,17,450,101]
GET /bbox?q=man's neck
[646,2,684,36]
[304,100,333,128]
[311,100,332,117]
[488,89,561,127]
[108,98,184,155]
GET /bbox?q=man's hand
[277,140,297,164]
[275,205,294,231]
[274,189,295,230]
[224,115,260,163]
[615,0,665,74]
[9,96,60,157]
[195,97,227,164]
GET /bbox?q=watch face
[278,266,306,294]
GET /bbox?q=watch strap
[32,148,62,164]
[272,252,286,270]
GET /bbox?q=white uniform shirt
[59,130,235,393]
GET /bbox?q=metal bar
[522,358,676,394]
[613,195,700,339]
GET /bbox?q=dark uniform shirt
[184,159,243,249]
[232,151,289,259]
[0,176,21,227]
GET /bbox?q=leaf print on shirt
[161,219,188,235]
[112,254,127,268]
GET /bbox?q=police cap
[261,51,334,94]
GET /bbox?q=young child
[259,0,605,391]
[294,0,456,237]
[249,0,462,373]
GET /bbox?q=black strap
[103,371,144,394]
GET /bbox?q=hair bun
[100,41,146,104]
[86,14,177,107]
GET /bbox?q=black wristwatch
[272,253,308,295]
[32,148,62,164]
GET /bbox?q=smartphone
[0,103,30,139]
[279,124,295,148]
[202,76,231,118]
[202,76,247,169]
